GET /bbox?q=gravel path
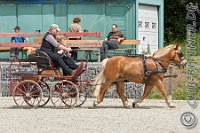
[0,97,199,133]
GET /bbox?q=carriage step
[12,71,38,76]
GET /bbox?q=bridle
[171,48,184,62]
[152,47,185,72]
[170,48,185,68]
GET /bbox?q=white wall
[138,5,159,54]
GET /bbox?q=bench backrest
[0,32,102,48]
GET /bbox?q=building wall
[0,2,136,37]
[0,0,164,59]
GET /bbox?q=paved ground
[0,97,199,133]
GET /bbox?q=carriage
[11,50,90,108]
[12,44,186,109]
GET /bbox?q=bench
[0,32,102,61]
[33,36,103,62]
[0,32,140,61]
[62,39,140,61]
[110,40,140,56]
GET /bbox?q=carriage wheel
[38,81,50,107]
[74,84,89,107]
[50,80,79,108]
[13,80,43,108]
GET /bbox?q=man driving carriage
[40,24,84,76]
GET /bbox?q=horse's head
[153,44,187,68]
[170,45,187,68]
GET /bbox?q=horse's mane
[153,45,177,58]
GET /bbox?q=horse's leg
[154,79,175,108]
[93,81,112,107]
[136,83,154,103]
[116,81,130,108]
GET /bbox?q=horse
[93,44,187,108]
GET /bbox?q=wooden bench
[0,32,102,61]
[33,37,103,62]
[110,40,140,56]
[0,32,140,61]
[63,39,140,61]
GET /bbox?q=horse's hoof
[169,105,176,108]
[93,101,98,107]
[125,106,132,109]
[132,102,136,108]
[168,103,176,108]
[124,101,132,109]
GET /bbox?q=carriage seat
[34,50,86,79]
[34,50,59,69]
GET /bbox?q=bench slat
[0,32,102,37]
[64,42,102,48]
[120,40,140,45]
[0,42,41,48]
[115,48,136,51]
[34,39,140,45]
[0,39,139,49]
[0,48,11,52]
[0,42,102,48]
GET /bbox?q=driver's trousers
[40,47,78,76]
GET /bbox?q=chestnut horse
[93,45,187,108]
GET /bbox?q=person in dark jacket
[40,24,80,76]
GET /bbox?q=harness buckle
[146,71,151,75]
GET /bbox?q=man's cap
[13,26,20,31]
[50,24,61,31]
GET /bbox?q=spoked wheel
[50,80,79,108]
[13,80,43,108]
[38,81,50,107]
[74,84,89,107]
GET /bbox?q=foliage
[172,86,187,100]
[164,0,200,42]
[148,91,163,99]
[165,32,200,56]
[147,56,200,100]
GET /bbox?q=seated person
[100,24,125,60]
[69,17,83,61]
[40,24,84,76]
[55,35,71,57]
[11,26,28,58]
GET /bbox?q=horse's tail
[93,58,108,97]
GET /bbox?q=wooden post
[0,65,1,97]
[168,65,173,101]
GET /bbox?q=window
[152,22,157,29]
[138,21,142,28]
[145,22,149,29]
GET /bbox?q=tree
[164,0,200,43]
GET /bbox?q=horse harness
[142,55,167,83]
